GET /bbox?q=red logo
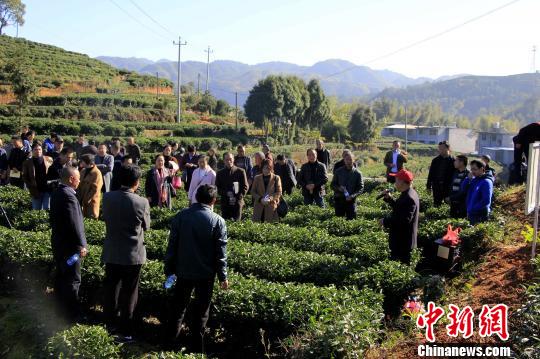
[446,304,474,339]
[416,302,445,342]
[416,302,509,342]
[478,304,509,340]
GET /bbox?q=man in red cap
[379,169,419,264]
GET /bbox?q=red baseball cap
[389,169,414,183]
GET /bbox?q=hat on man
[389,169,414,183]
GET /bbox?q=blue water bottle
[164,274,177,289]
[66,253,80,266]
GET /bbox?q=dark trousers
[220,198,243,221]
[449,202,467,219]
[171,277,215,353]
[104,263,142,334]
[9,178,24,189]
[390,247,411,265]
[282,185,293,195]
[386,174,396,183]
[334,199,356,220]
[468,211,489,225]
[54,257,81,320]
[432,182,449,207]
[303,192,325,208]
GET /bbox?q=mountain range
[98,56,539,122]
[96,56,433,104]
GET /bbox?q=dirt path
[383,243,533,358]
[382,186,535,358]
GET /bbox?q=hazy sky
[3,0,539,78]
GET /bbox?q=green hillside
[0,35,172,90]
[374,73,540,123]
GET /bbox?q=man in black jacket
[165,184,228,353]
[49,166,87,320]
[427,141,455,207]
[47,148,75,185]
[331,152,364,219]
[101,165,150,339]
[511,122,540,184]
[316,139,331,170]
[215,152,248,221]
[274,154,297,195]
[333,149,354,175]
[297,148,328,207]
[181,145,200,192]
[379,169,419,264]
[446,155,469,218]
[8,135,28,188]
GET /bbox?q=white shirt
[188,167,216,203]
[391,149,400,173]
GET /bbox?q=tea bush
[46,325,121,359]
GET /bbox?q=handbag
[277,198,289,218]
[274,179,288,218]
[172,175,182,189]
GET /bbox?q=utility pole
[156,72,159,99]
[235,92,239,131]
[404,106,408,153]
[204,46,213,93]
[173,36,187,122]
[197,73,201,96]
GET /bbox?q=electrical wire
[323,0,523,79]
[127,0,176,37]
[108,0,171,42]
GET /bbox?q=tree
[214,99,230,116]
[304,79,331,129]
[2,48,36,127]
[244,75,309,134]
[348,106,376,143]
[195,93,217,114]
[0,0,25,35]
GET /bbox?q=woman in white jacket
[187,155,216,204]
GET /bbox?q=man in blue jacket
[165,184,228,353]
[461,159,494,225]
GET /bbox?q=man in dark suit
[332,152,364,220]
[383,140,407,183]
[101,165,150,340]
[511,121,540,184]
[180,145,200,192]
[274,154,297,195]
[215,152,248,221]
[315,139,331,170]
[333,149,355,175]
[379,169,419,265]
[297,148,328,207]
[49,166,87,320]
[165,184,228,353]
[427,141,455,207]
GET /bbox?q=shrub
[45,324,121,358]
[227,221,389,264]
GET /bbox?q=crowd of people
[1,124,534,352]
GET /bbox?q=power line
[108,0,171,42]
[323,0,523,79]
[127,0,176,37]
[203,0,523,98]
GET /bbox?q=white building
[381,124,478,153]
